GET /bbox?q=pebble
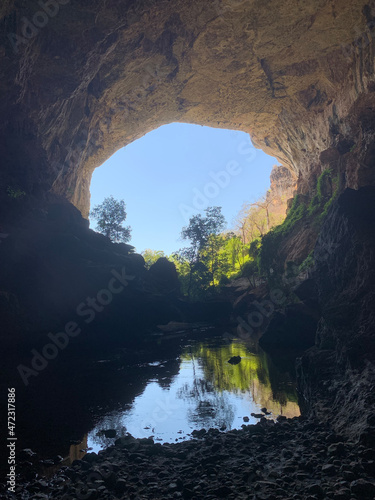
[3,417,375,500]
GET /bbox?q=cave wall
[297,187,375,440]
[1,0,375,217]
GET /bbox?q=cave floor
[3,415,375,499]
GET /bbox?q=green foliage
[285,260,299,279]
[299,252,315,273]
[90,195,131,243]
[173,208,227,299]
[258,169,340,277]
[258,194,307,276]
[142,249,165,269]
[239,260,255,277]
[181,206,226,260]
[308,169,332,217]
[249,239,261,259]
[173,203,279,297]
[174,207,262,298]
[169,169,341,297]
[182,342,300,410]
[219,274,230,286]
[274,194,307,237]
[306,169,340,225]
[7,186,26,199]
[171,250,213,300]
[319,174,340,222]
[239,260,259,287]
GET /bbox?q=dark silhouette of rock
[228,356,241,365]
[259,303,319,352]
[146,257,180,295]
[297,187,375,440]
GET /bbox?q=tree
[235,203,268,241]
[174,207,227,297]
[172,247,212,300]
[224,234,248,274]
[90,196,131,243]
[201,233,227,285]
[251,195,273,232]
[181,207,226,262]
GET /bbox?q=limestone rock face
[314,187,375,362]
[1,1,375,216]
[269,166,297,202]
[267,164,297,223]
[297,187,375,439]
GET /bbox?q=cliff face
[267,165,297,220]
[269,166,297,200]
[0,1,375,216]
[297,187,375,440]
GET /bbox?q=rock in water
[228,356,241,365]
[103,429,117,438]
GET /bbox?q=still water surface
[84,333,300,454]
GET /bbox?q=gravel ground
[2,415,375,499]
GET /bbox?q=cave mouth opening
[89,123,281,256]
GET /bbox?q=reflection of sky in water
[88,337,300,453]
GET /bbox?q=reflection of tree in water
[256,363,268,386]
[178,378,215,399]
[177,344,236,429]
[89,411,128,448]
[190,395,235,429]
[180,339,300,418]
[267,357,298,406]
[177,377,235,430]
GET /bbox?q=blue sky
[90,123,280,255]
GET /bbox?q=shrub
[219,274,230,286]
[241,260,258,277]
[258,194,307,275]
[299,252,315,273]
[7,186,26,199]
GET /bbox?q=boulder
[145,257,180,295]
[259,303,319,352]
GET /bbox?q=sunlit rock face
[0,1,375,216]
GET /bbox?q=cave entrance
[89,123,280,256]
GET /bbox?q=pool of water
[83,333,300,454]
